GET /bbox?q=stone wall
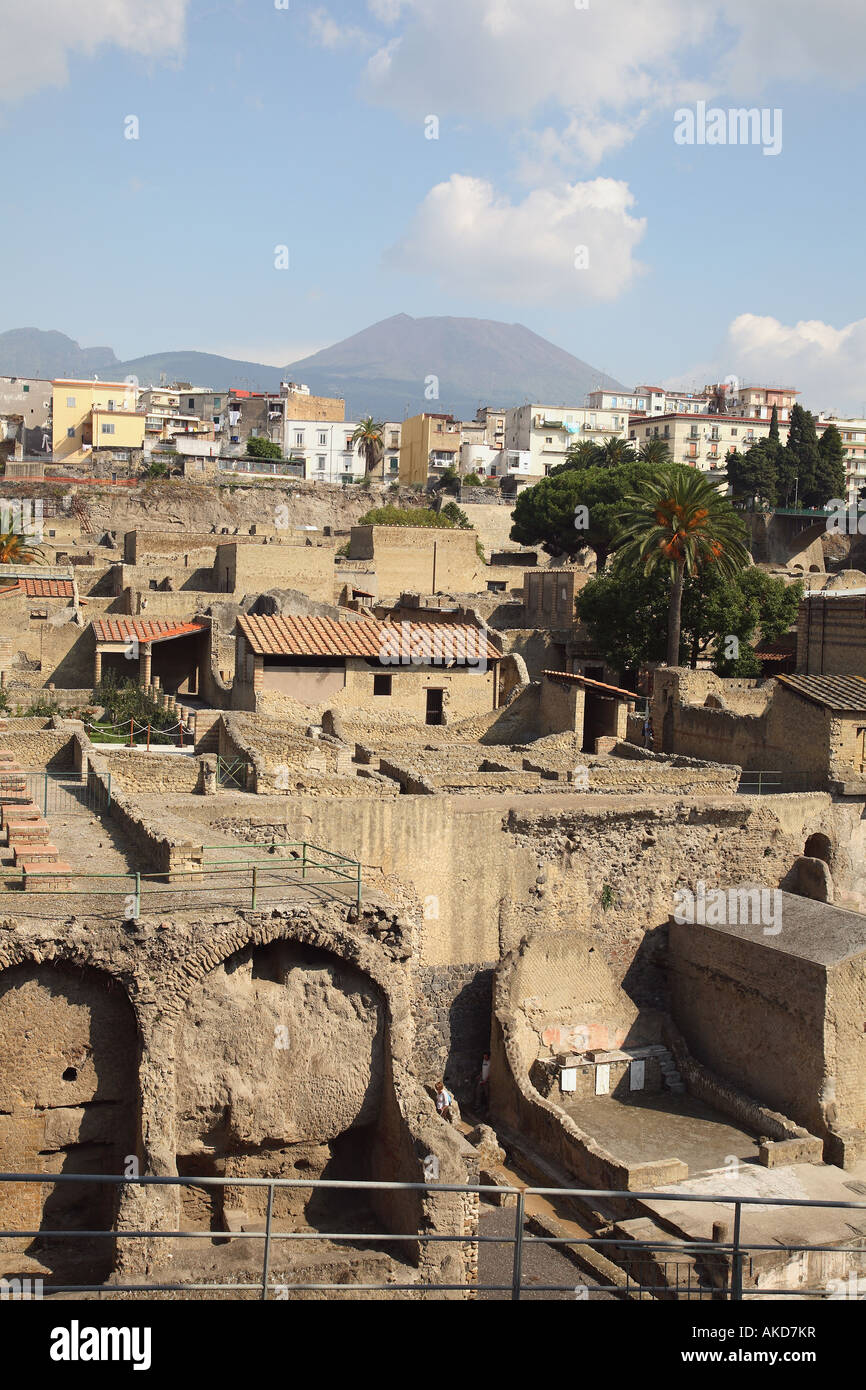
[0,903,477,1294]
[348,526,481,598]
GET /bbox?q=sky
[2,0,866,411]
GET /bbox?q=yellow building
[398,413,461,486]
[52,380,145,461]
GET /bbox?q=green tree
[549,438,600,475]
[815,423,847,506]
[782,403,823,507]
[576,560,800,680]
[463,472,483,486]
[726,441,778,507]
[595,435,636,468]
[768,403,780,444]
[438,465,461,494]
[350,417,385,476]
[246,436,282,460]
[357,505,461,529]
[439,500,472,529]
[613,466,751,666]
[637,437,672,464]
[510,461,655,570]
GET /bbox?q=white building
[505,403,629,477]
[285,419,367,483]
[819,416,866,503]
[587,386,710,416]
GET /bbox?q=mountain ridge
[0,317,625,420]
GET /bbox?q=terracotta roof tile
[237,614,500,662]
[92,617,207,644]
[543,669,637,700]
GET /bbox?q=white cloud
[308,7,371,50]
[0,0,189,103]
[357,0,866,169]
[384,173,646,302]
[676,313,866,416]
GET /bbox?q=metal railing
[0,842,362,911]
[0,1173,864,1300]
[737,770,820,794]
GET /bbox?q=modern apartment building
[474,406,507,449]
[630,411,827,474]
[398,412,462,486]
[729,385,798,423]
[504,403,629,478]
[820,416,866,502]
[51,379,145,461]
[285,419,366,483]
[587,386,710,416]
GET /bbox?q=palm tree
[350,417,385,477]
[614,467,750,667]
[637,437,672,465]
[557,437,600,472]
[0,528,43,565]
[596,435,636,468]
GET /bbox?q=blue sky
[2,0,865,410]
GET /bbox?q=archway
[0,961,138,1281]
[804,833,832,864]
[174,938,386,1242]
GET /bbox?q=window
[48,529,55,538]
[107,399,115,411]
[213,397,221,408]
[545,436,553,444]
[316,456,326,469]
[318,432,327,446]
[67,427,76,438]
[373,673,392,696]
[66,396,76,408]
[188,398,195,410]
[101,423,115,434]
[22,384,29,394]
[295,431,304,446]
[389,458,398,472]
[731,428,738,437]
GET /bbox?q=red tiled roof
[0,578,75,599]
[543,669,637,700]
[92,617,207,644]
[238,614,500,661]
[22,578,75,598]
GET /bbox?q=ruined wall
[652,669,849,782]
[0,962,138,1278]
[215,538,336,603]
[101,750,203,794]
[668,919,829,1137]
[348,526,481,598]
[0,905,477,1292]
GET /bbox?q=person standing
[434,1080,454,1123]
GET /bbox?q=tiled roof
[776,674,866,710]
[92,617,208,644]
[0,578,75,599]
[22,578,75,598]
[778,672,866,711]
[543,669,638,700]
[238,614,500,661]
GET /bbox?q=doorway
[426,689,444,726]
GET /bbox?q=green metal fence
[0,841,362,914]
